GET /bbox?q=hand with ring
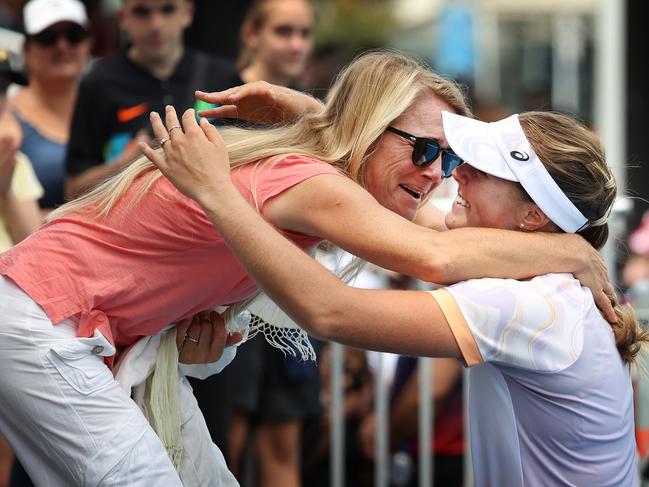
[175,309,243,364]
[158,122,182,147]
[141,105,232,207]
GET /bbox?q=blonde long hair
[49,50,471,221]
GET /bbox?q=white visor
[441,111,588,234]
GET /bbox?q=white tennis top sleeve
[430,273,586,371]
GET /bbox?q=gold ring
[168,125,182,134]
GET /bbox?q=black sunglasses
[29,25,89,47]
[386,126,464,178]
[130,3,179,18]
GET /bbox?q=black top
[66,49,242,176]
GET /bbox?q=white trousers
[0,276,183,486]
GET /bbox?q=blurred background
[1,0,647,486]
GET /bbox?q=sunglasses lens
[66,25,88,44]
[33,30,57,46]
[442,152,464,177]
[32,26,87,46]
[413,140,440,167]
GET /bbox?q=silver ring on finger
[168,125,182,134]
[184,332,200,344]
[159,137,169,146]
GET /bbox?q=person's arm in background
[2,158,43,243]
[358,358,461,458]
[0,114,42,243]
[3,191,42,243]
[389,358,461,446]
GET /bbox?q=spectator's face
[119,0,193,63]
[245,0,313,81]
[363,94,450,222]
[23,21,91,83]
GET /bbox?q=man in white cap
[65,0,242,199]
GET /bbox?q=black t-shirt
[66,49,242,176]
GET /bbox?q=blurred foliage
[311,0,395,58]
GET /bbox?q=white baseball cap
[23,0,88,36]
[441,111,589,234]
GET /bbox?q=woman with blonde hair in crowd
[0,51,615,485]
[148,98,644,487]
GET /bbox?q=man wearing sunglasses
[65,0,242,199]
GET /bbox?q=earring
[519,223,525,230]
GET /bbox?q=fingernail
[166,105,172,111]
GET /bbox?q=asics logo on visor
[510,151,530,161]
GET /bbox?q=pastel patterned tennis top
[430,273,638,486]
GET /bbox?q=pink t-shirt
[0,155,341,362]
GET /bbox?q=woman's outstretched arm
[143,108,461,357]
[143,107,617,322]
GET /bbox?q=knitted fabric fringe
[242,292,316,361]
[220,246,364,363]
[246,313,316,361]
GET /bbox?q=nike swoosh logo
[117,102,150,123]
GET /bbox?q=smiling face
[445,163,530,230]
[363,94,454,221]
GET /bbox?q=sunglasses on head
[386,126,464,178]
[130,3,179,18]
[30,24,89,47]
